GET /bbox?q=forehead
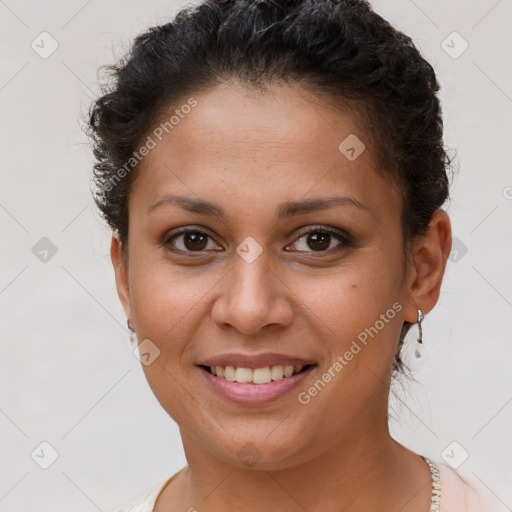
[130,81,399,221]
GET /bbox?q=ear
[110,233,131,322]
[403,210,452,323]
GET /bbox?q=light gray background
[1,0,511,510]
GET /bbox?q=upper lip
[197,352,317,369]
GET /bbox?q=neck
[164,425,433,512]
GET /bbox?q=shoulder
[110,476,173,512]
[436,460,509,512]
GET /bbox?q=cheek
[294,259,400,331]
[291,258,403,385]
[128,245,214,336]
[296,270,403,412]
[128,260,213,422]
[129,273,184,338]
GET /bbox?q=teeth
[224,366,236,382]
[284,365,294,377]
[253,367,272,384]
[235,367,253,383]
[207,364,307,384]
[270,365,284,380]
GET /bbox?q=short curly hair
[86,0,455,382]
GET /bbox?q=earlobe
[403,210,452,323]
[110,233,131,320]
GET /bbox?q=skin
[111,80,452,512]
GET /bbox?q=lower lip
[197,365,316,405]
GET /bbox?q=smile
[197,364,317,405]
[202,364,313,384]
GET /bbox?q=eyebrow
[147,194,371,219]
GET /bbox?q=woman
[87,1,504,510]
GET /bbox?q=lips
[198,363,317,405]
[197,352,317,370]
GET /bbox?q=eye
[163,225,354,256]
[164,228,220,254]
[286,226,353,254]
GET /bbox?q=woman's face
[113,81,427,469]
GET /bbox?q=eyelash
[162,225,354,257]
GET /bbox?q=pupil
[185,232,207,251]
[308,232,329,250]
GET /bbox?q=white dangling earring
[127,319,138,345]
[414,309,424,359]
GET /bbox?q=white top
[111,460,509,512]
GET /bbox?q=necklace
[421,456,441,511]
[155,457,441,510]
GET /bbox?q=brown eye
[181,232,208,251]
[165,229,217,253]
[287,227,353,254]
[306,232,331,251]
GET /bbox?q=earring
[414,309,424,359]
[127,319,138,345]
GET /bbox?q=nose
[211,250,294,335]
